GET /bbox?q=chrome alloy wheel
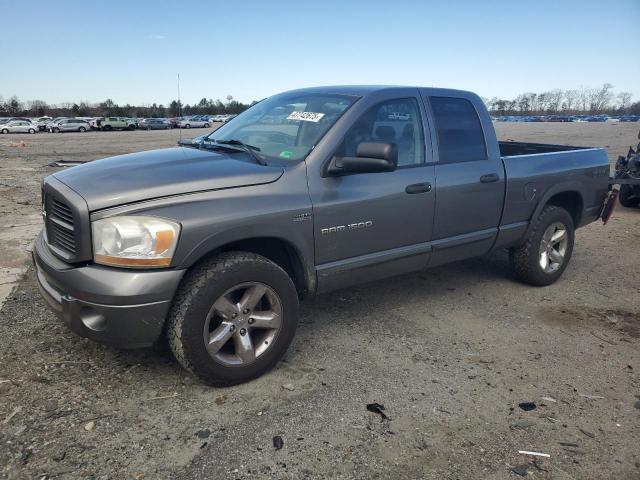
[203,282,282,366]
[539,222,568,274]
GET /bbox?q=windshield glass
[203,92,358,162]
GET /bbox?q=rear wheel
[619,184,640,208]
[1,129,7,134]
[53,127,60,133]
[167,252,299,386]
[509,205,575,286]
[204,123,210,128]
[185,124,191,129]
[102,125,112,131]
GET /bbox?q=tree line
[482,84,638,116]
[1,84,638,118]
[0,95,257,118]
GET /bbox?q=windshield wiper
[213,139,266,165]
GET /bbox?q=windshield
[203,92,358,162]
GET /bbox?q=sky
[2,0,639,106]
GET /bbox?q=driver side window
[343,98,425,167]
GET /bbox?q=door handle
[405,182,432,194]
[480,173,500,183]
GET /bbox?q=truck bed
[498,143,610,236]
[499,141,589,157]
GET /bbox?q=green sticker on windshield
[280,150,293,159]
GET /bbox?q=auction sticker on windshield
[287,111,325,122]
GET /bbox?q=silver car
[177,116,210,129]
[0,120,37,134]
[49,118,90,133]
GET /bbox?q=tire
[102,125,112,131]
[509,205,575,286]
[166,251,299,386]
[78,126,86,132]
[53,127,60,133]
[204,123,210,128]
[185,124,191,129]
[619,184,640,208]
[1,129,7,134]
[28,128,36,134]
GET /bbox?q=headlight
[92,216,180,268]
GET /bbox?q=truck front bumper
[33,232,185,348]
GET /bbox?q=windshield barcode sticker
[287,111,325,123]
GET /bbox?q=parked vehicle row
[493,114,640,123]
[0,114,236,134]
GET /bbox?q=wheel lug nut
[243,308,249,314]
[248,318,255,325]
[230,325,236,332]
[239,328,247,336]
[231,313,237,318]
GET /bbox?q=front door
[309,96,436,292]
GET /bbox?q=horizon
[2,0,639,106]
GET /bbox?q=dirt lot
[0,123,639,480]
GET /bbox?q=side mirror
[328,142,397,176]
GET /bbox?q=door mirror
[328,142,397,175]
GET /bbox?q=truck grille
[47,199,77,254]
[42,178,91,263]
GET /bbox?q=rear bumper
[33,232,185,348]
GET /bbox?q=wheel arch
[180,234,315,298]
[523,183,585,241]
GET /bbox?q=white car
[177,116,210,129]
[0,120,37,134]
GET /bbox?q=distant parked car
[100,117,137,131]
[139,118,171,130]
[45,117,68,131]
[0,117,32,125]
[34,117,53,131]
[216,114,238,123]
[49,118,90,133]
[619,115,639,122]
[586,116,607,122]
[547,115,572,122]
[177,116,210,129]
[0,120,37,134]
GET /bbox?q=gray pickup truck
[34,86,610,385]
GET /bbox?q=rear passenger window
[429,97,486,163]
[343,98,425,167]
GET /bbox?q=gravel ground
[0,123,639,480]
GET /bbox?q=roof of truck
[283,85,477,98]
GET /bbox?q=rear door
[421,93,504,266]
[309,93,436,292]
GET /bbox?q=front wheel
[509,205,575,286]
[53,127,60,133]
[28,128,36,134]
[166,252,299,386]
[184,124,191,129]
[204,123,210,128]
[79,127,86,132]
[1,129,8,134]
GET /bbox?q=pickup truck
[34,86,610,386]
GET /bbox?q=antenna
[177,73,182,142]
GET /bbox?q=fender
[522,180,585,241]
[179,224,317,295]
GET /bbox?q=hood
[53,147,284,211]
